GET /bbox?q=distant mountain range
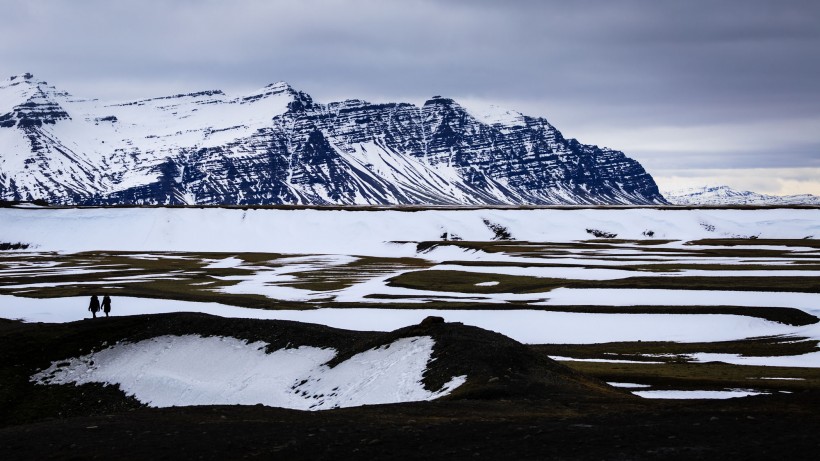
[664,185,820,206]
[0,73,665,205]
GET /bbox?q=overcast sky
[2,0,819,194]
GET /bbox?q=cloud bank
[1,0,818,194]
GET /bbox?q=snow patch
[607,382,652,388]
[754,377,805,381]
[204,257,244,269]
[551,356,664,364]
[633,389,767,399]
[689,351,820,368]
[474,281,500,287]
[31,334,465,410]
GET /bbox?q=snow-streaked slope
[0,75,295,202]
[31,334,466,410]
[1,207,818,254]
[0,73,665,205]
[664,185,820,206]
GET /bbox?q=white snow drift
[31,334,466,410]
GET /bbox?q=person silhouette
[88,295,101,319]
[102,295,112,318]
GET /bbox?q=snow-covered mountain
[664,186,820,206]
[0,73,665,205]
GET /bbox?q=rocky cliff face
[0,73,665,205]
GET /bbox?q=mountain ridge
[664,185,820,206]
[0,73,665,206]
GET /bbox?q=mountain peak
[0,73,73,119]
[264,81,293,90]
[3,73,40,89]
[424,95,457,106]
[3,73,57,89]
[2,73,66,96]
[253,81,298,96]
[240,81,301,103]
[6,72,35,82]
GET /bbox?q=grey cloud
[635,143,820,170]
[1,0,818,172]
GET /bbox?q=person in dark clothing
[102,295,112,318]
[88,295,101,319]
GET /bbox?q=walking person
[88,295,101,319]
[102,295,112,318]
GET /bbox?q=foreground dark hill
[0,73,665,206]
[0,313,622,426]
[1,314,819,460]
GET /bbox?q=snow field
[2,207,819,255]
[31,334,466,410]
[4,207,820,402]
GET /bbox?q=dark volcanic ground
[2,396,819,460]
[1,314,818,460]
